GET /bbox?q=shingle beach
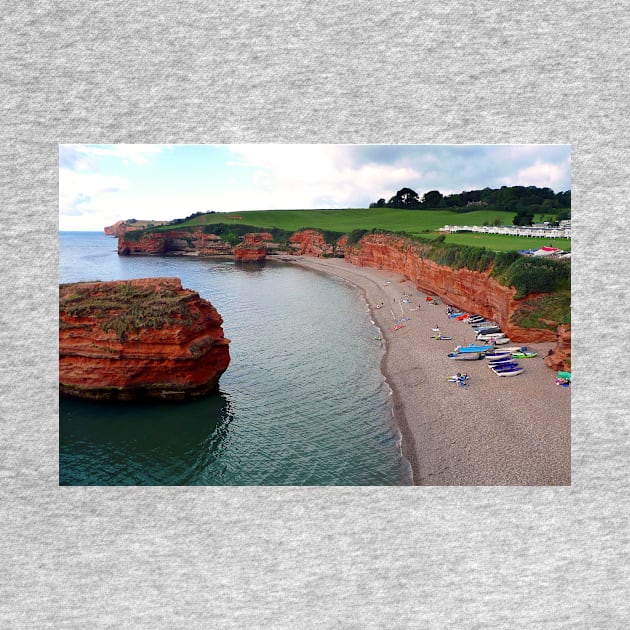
[284,256,571,486]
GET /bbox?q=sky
[59,144,571,231]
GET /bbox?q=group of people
[455,372,469,385]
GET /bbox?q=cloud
[59,168,129,218]
[62,144,165,168]
[501,157,571,190]
[226,145,421,208]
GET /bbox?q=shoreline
[282,255,570,486]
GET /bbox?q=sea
[59,232,413,485]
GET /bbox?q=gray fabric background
[1,1,627,627]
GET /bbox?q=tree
[421,190,444,208]
[387,187,420,209]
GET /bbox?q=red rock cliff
[118,228,232,256]
[234,233,267,263]
[544,324,572,372]
[105,219,170,237]
[347,233,567,345]
[289,230,345,257]
[59,278,231,401]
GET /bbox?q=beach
[283,255,571,486]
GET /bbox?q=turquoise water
[59,232,412,485]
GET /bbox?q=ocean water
[59,232,412,485]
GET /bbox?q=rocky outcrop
[104,220,126,237]
[544,324,571,372]
[105,219,170,237]
[346,233,567,345]
[118,229,232,256]
[234,233,267,263]
[289,229,345,257]
[59,278,230,401]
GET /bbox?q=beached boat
[492,337,511,345]
[431,335,452,340]
[476,332,506,340]
[488,361,520,370]
[485,351,512,360]
[388,324,405,332]
[501,346,528,354]
[511,351,538,359]
[492,366,524,377]
[487,354,516,363]
[448,351,484,360]
[455,344,494,353]
[474,326,502,335]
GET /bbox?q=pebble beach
[284,255,571,486]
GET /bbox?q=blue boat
[491,362,520,372]
[488,361,520,370]
[455,344,494,353]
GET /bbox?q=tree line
[370,186,571,225]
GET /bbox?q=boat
[388,324,405,332]
[471,320,498,328]
[488,361,520,370]
[485,351,512,360]
[448,312,465,318]
[492,337,511,345]
[475,332,506,340]
[487,355,516,363]
[431,335,452,340]
[448,351,484,360]
[501,346,528,354]
[511,351,538,359]
[455,313,472,320]
[455,344,494,352]
[474,326,502,335]
[492,366,524,377]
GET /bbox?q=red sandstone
[234,233,267,263]
[59,277,231,401]
[345,233,569,355]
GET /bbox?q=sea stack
[233,233,267,263]
[59,278,231,401]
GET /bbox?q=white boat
[492,337,511,345]
[476,332,506,340]
[491,366,524,377]
[485,351,512,360]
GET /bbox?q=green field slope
[155,208,570,252]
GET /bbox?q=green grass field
[442,232,571,252]
[162,207,571,252]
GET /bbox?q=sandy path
[280,255,570,486]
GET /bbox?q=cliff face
[105,219,170,237]
[59,278,230,401]
[289,230,345,257]
[347,233,564,344]
[544,324,572,372]
[104,220,126,237]
[118,229,232,256]
[234,233,267,263]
